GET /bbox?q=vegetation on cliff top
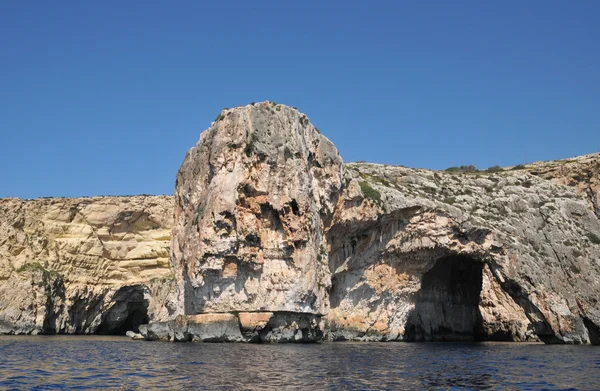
[359,181,382,205]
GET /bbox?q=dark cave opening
[404,255,484,342]
[96,285,149,335]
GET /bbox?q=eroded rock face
[2,102,599,344]
[168,102,600,344]
[0,196,176,334]
[137,311,323,343]
[172,102,343,316]
[327,160,600,343]
[528,153,600,219]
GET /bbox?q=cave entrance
[97,285,149,335]
[404,255,484,341]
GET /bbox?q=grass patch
[358,172,394,188]
[359,181,382,205]
[16,262,61,280]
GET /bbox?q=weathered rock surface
[0,196,176,334]
[137,311,323,343]
[2,102,599,344]
[527,153,600,219]
[329,160,600,343]
[167,102,600,344]
[172,102,343,316]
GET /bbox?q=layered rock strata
[0,196,175,334]
[157,102,600,344]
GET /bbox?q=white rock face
[172,102,343,315]
[0,196,175,334]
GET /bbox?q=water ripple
[0,337,598,390]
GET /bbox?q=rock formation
[327,160,600,343]
[1,102,599,344]
[171,102,342,317]
[0,196,175,334]
[156,102,600,344]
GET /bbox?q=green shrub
[245,132,259,157]
[587,232,600,245]
[359,181,382,205]
[445,165,478,173]
[485,165,503,173]
[16,262,61,280]
[511,164,526,170]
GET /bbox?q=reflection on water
[0,337,598,390]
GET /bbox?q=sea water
[0,336,598,390]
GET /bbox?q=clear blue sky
[1,1,599,198]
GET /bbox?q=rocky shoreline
[2,102,599,344]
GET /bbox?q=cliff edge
[0,196,175,334]
[1,102,599,344]
[143,102,600,344]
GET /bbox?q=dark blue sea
[0,336,598,390]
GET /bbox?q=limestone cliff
[156,102,600,344]
[328,159,600,343]
[171,102,342,318]
[0,196,175,334]
[1,102,599,344]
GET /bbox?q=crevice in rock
[41,277,66,334]
[582,317,600,345]
[96,285,149,335]
[584,173,600,218]
[69,295,105,333]
[404,255,484,341]
[497,278,559,343]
